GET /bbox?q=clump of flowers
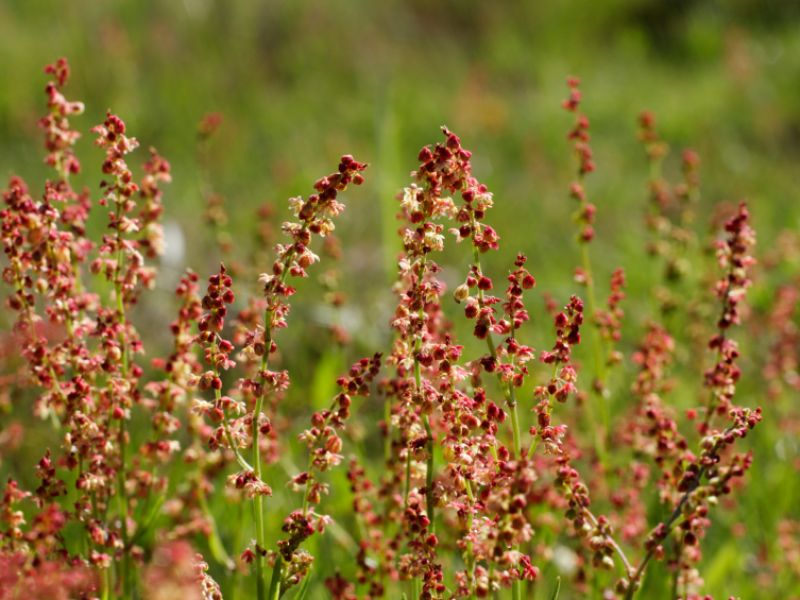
[0,58,780,600]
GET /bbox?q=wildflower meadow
[0,3,798,599]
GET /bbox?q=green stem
[384,391,392,466]
[508,396,521,458]
[471,240,522,459]
[512,579,522,600]
[268,555,283,600]
[215,387,254,472]
[256,297,286,599]
[625,463,710,599]
[528,364,561,457]
[470,242,527,599]
[101,567,111,600]
[464,479,477,600]
[259,251,300,598]
[579,242,609,465]
[404,448,412,508]
[253,375,268,600]
[422,415,434,530]
[669,543,681,600]
[110,191,133,597]
[117,416,130,597]
[301,396,341,516]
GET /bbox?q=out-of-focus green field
[1,1,799,598]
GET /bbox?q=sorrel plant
[0,59,778,600]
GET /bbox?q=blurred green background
[1,0,799,598]
[2,0,799,290]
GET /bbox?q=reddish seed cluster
[258,155,367,340]
[490,254,537,388]
[713,203,755,330]
[303,355,381,472]
[622,202,760,597]
[138,148,171,258]
[0,551,96,599]
[0,61,186,599]
[0,59,776,600]
[563,77,596,244]
[763,284,800,398]
[143,541,222,600]
[678,149,701,203]
[626,324,687,505]
[91,110,161,306]
[324,572,357,600]
[192,266,254,471]
[637,112,668,163]
[540,296,583,368]
[704,203,756,427]
[637,109,701,317]
[636,403,761,593]
[198,266,235,348]
[39,59,84,178]
[344,458,387,596]
[198,112,224,140]
[503,254,536,331]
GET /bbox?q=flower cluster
[703,203,756,428]
[40,57,84,178]
[273,354,382,593]
[637,111,700,313]
[0,59,777,600]
[563,77,596,244]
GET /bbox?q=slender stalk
[701,278,734,430]
[253,331,270,600]
[511,575,522,600]
[530,362,633,585]
[422,415,434,530]
[101,567,111,600]
[116,424,130,596]
[472,242,522,458]
[256,264,292,599]
[669,543,681,600]
[413,256,435,530]
[259,228,308,598]
[470,240,527,599]
[624,464,709,599]
[409,266,436,524]
[507,394,521,458]
[214,387,254,472]
[404,448,413,509]
[578,220,610,467]
[463,479,477,600]
[109,185,133,596]
[405,251,435,592]
[300,395,341,517]
[268,556,283,600]
[384,391,392,466]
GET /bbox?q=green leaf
[550,576,561,600]
[293,570,313,600]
